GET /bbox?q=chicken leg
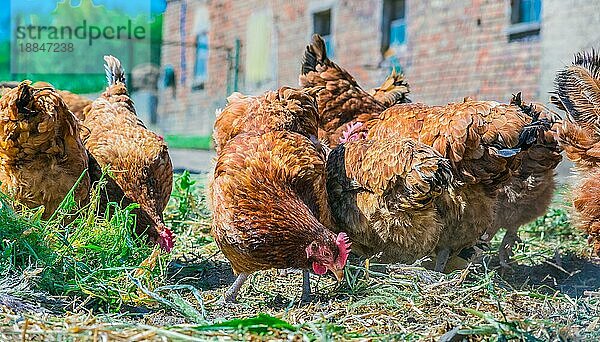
[225,273,249,302]
[301,270,311,302]
[434,248,451,272]
[499,231,521,268]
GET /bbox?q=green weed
[0,170,166,312]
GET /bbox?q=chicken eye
[310,241,318,251]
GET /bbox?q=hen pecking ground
[0,172,598,341]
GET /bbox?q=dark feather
[15,82,36,117]
[554,49,600,126]
[301,35,327,75]
[574,49,600,80]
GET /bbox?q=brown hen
[367,99,544,271]
[0,81,90,217]
[56,89,92,121]
[553,50,600,255]
[0,81,92,121]
[299,34,410,147]
[210,87,349,302]
[484,95,563,267]
[81,56,174,251]
[326,128,453,263]
[213,87,320,154]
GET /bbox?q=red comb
[335,232,351,266]
[339,122,365,143]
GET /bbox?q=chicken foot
[499,231,522,268]
[225,273,249,302]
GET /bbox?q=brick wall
[159,0,229,136]
[158,0,391,136]
[157,0,598,136]
[401,0,541,105]
[539,0,600,104]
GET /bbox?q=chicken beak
[332,268,344,282]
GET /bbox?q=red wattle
[158,229,175,252]
[312,262,327,275]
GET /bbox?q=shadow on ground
[167,256,236,291]
[496,253,600,297]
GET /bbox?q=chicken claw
[498,232,522,268]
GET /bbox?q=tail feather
[504,92,554,153]
[510,92,539,120]
[15,81,37,116]
[104,55,126,86]
[370,70,411,107]
[493,120,547,158]
[302,34,328,75]
[550,95,566,112]
[515,118,552,150]
[554,49,600,127]
[574,49,600,79]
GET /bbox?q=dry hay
[0,178,598,341]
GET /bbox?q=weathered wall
[158,0,598,136]
[401,0,541,105]
[158,0,393,135]
[539,0,600,105]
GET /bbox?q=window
[313,9,333,57]
[245,10,275,90]
[511,0,541,24]
[192,6,210,90]
[381,0,406,53]
[193,32,208,88]
[508,0,541,41]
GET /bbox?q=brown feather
[213,87,320,154]
[486,105,562,261]
[554,50,600,255]
[82,56,174,250]
[368,69,411,107]
[364,99,546,267]
[211,131,337,274]
[326,137,453,263]
[299,34,386,147]
[0,81,90,218]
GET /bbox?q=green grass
[0,170,166,312]
[164,135,213,150]
[0,179,598,341]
